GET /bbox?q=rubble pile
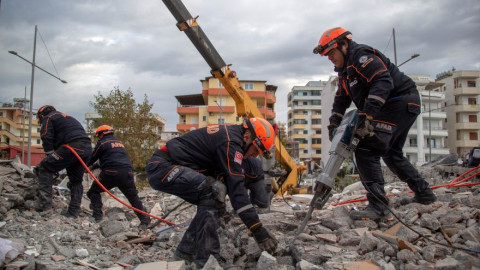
[0,159,479,270]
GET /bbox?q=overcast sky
[1,0,479,130]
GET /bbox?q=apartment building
[435,69,480,158]
[287,81,325,163]
[175,77,277,133]
[0,100,43,164]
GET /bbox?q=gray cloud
[1,0,479,130]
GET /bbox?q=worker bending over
[146,118,278,267]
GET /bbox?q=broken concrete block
[358,231,378,255]
[435,257,460,270]
[296,259,321,270]
[255,251,277,270]
[420,213,441,231]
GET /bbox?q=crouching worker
[86,125,151,228]
[146,118,278,267]
[32,105,92,218]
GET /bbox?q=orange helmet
[313,27,352,56]
[95,125,114,137]
[36,105,56,121]
[244,118,276,159]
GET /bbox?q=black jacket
[88,134,132,170]
[330,41,416,124]
[167,124,261,228]
[40,111,91,152]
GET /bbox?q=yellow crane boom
[162,0,306,195]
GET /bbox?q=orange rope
[332,165,480,207]
[64,144,177,226]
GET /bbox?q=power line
[37,27,62,80]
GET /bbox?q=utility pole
[392,28,397,66]
[27,25,38,167]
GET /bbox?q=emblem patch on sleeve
[234,151,243,165]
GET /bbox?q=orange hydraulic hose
[63,144,177,226]
[332,165,480,207]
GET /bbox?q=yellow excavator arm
[163,0,306,195]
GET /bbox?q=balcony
[176,124,199,132]
[177,107,199,114]
[311,143,322,149]
[311,124,322,129]
[421,111,446,119]
[455,122,480,130]
[207,105,235,113]
[258,107,276,119]
[455,104,479,112]
[453,86,480,96]
[456,140,479,148]
[453,70,480,79]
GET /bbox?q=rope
[63,144,177,226]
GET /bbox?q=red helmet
[95,125,114,137]
[36,105,56,121]
[313,27,352,56]
[244,118,276,159]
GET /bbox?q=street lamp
[398,53,420,68]
[8,25,67,167]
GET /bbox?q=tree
[90,87,159,170]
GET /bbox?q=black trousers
[87,168,150,224]
[37,140,92,215]
[146,153,219,266]
[355,91,431,214]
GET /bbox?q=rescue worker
[146,118,278,267]
[32,105,92,218]
[86,125,151,228]
[313,27,437,221]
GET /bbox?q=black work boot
[401,189,437,205]
[60,209,78,219]
[173,249,195,263]
[349,205,391,222]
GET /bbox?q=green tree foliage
[89,87,158,170]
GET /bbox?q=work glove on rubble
[327,124,338,142]
[251,224,278,254]
[355,112,374,138]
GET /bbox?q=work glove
[355,112,374,138]
[251,224,278,254]
[327,124,338,141]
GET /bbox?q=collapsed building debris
[0,158,479,269]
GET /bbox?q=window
[469,115,477,123]
[312,100,321,105]
[37,127,41,132]
[303,149,308,154]
[303,130,308,134]
[315,130,321,134]
[37,139,41,144]
[312,139,321,144]
[468,98,477,105]
[427,138,436,148]
[470,132,478,140]
[0,112,3,117]
[217,117,225,124]
[202,116,207,121]
[316,150,321,154]
[303,101,308,105]
[236,116,239,122]
[302,92,308,96]
[409,138,417,147]
[244,83,253,90]
[467,81,476,87]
